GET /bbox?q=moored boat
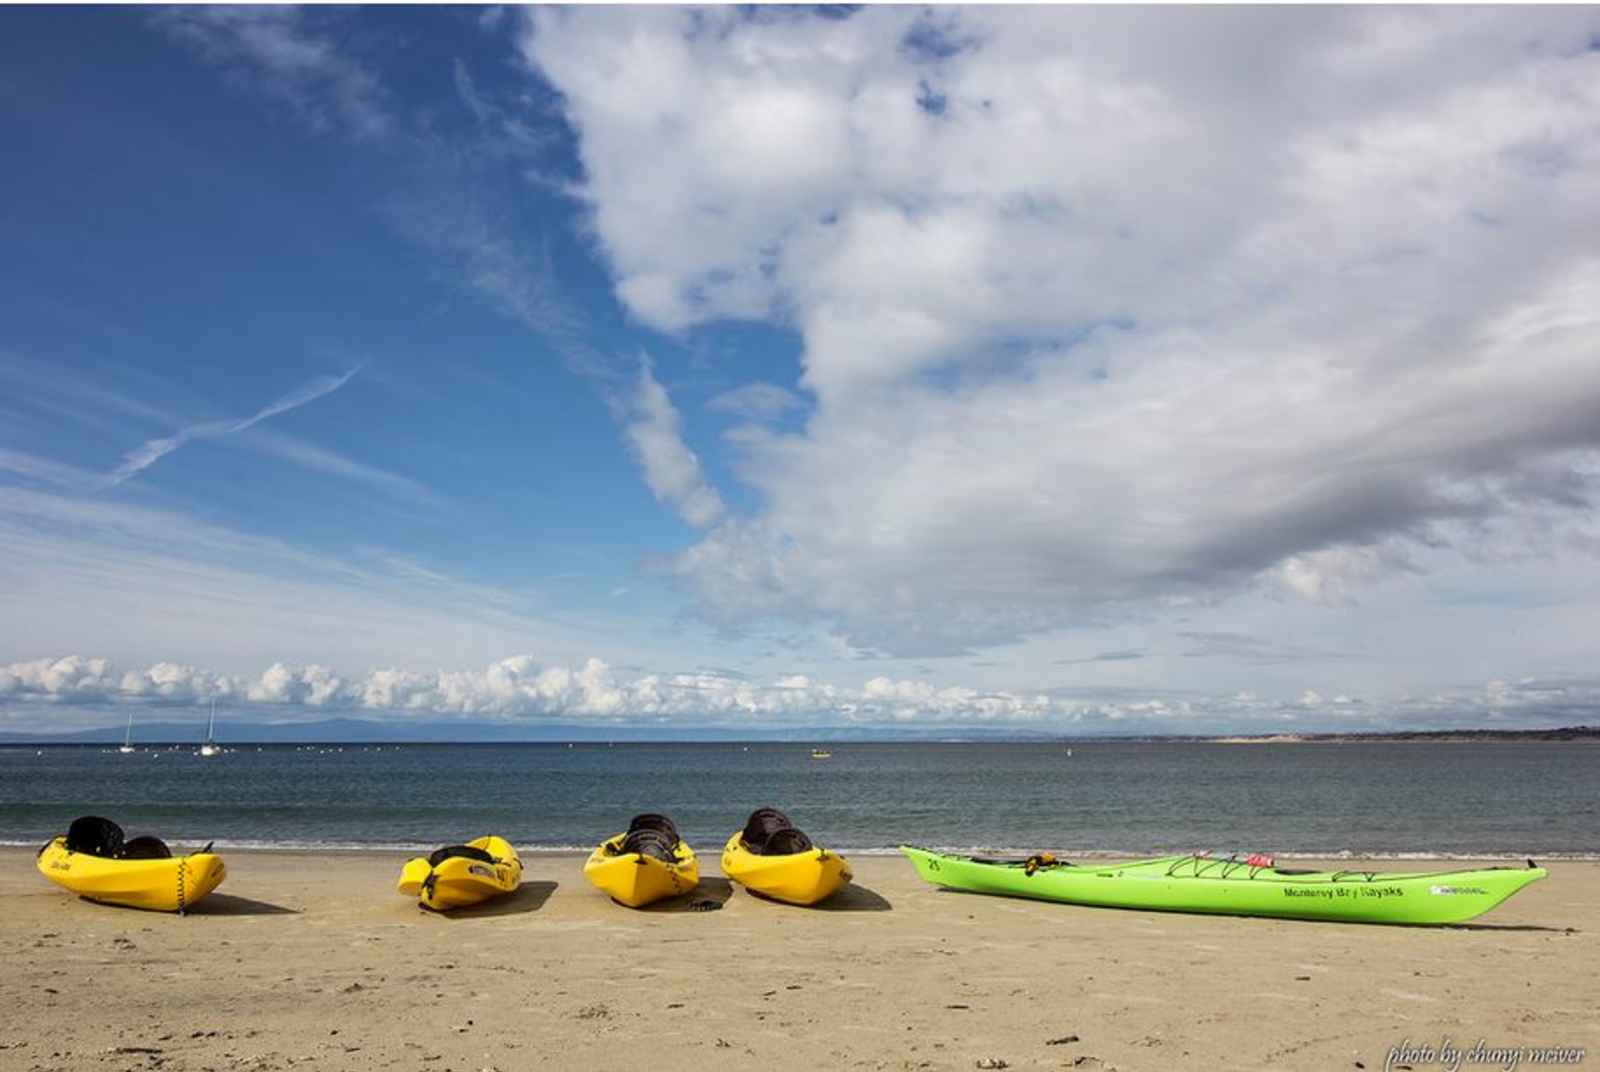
[198,700,220,757]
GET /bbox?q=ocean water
[1,741,1595,858]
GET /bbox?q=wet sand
[0,850,1594,1071]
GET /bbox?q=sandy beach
[0,849,1594,1072]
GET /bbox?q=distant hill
[0,717,1074,745]
[1201,725,1600,743]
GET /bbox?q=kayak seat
[122,836,172,860]
[626,813,681,845]
[740,807,796,853]
[621,827,679,863]
[428,844,496,867]
[66,816,125,858]
[762,827,814,856]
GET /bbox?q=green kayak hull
[900,846,1546,925]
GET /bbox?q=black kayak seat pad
[121,835,172,860]
[64,816,173,860]
[739,807,815,856]
[621,827,680,862]
[66,816,125,858]
[763,827,814,855]
[604,813,682,862]
[626,812,681,844]
[428,844,497,867]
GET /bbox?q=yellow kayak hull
[398,835,522,911]
[721,831,851,906]
[36,837,226,913]
[583,834,700,907]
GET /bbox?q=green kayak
[900,846,1547,925]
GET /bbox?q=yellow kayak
[583,813,699,907]
[398,835,521,911]
[721,808,851,906]
[35,816,225,913]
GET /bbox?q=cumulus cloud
[0,656,120,700]
[246,663,349,706]
[614,358,726,528]
[6,654,1597,731]
[119,662,239,701]
[522,7,1600,655]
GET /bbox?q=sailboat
[199,700,220,758]
[119,712,135,754]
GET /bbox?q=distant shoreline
[2,723,1597,745]
[1204,726,1600,744]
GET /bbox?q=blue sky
[4,7,1600,734]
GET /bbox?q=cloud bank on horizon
[4,654,1592,733]
[4,6,1600,733]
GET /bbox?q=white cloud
[0,485,622,675]
[2,364,419,501]
[155,7,390,139]
[239,428,438,504]
[248,662,349,706]
[615,358,725,528]
[0,449,96,490]
[120,662,239,702]
[107,368,360,485]
[0,656,119,700]
[381,151,606,381]
[522,7,1600,656]
[6,653,1596,731]
[706,382,806,423]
